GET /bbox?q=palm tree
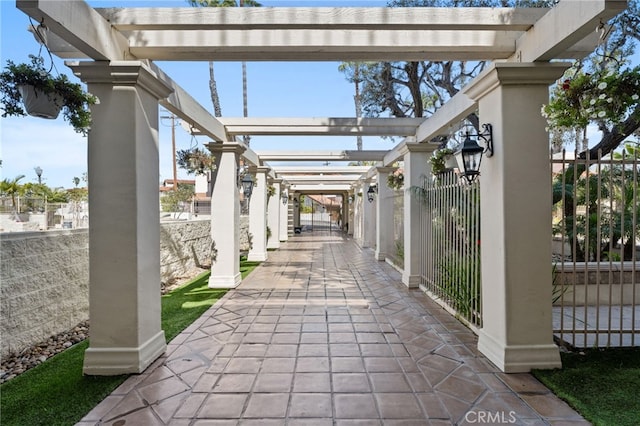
[338,62,366,151]
[0,174,25,211]
[187,0,261,134]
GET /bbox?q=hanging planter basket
[18,84,62,119]
[445,155,458,170]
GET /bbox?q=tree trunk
[209,61,222,117]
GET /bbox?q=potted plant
[0,55,96,135]
[429,148,456,176]
[387,168,404,190]
[177,147,217,175]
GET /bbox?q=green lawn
[532,347,640,426]
[0,260,260,426]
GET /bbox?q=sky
[1,0,639,189]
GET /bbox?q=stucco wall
[1,219,221,359]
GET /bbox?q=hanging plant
[177,147,216,176]
[267,184,276,198]
[429,148,455,176]
[0,55,97,135]
[387,168,404,190]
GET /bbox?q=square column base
[247,252,267,262]
[478,330,561,373]
[267,241,280,249]
[83,330,166,376]
[209,273,242,289]
[402,273,421,289]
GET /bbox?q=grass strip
[532,347,640,426]
[0,261,262,426]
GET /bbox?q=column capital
[464,62,571,101]
[375,166,396,174]
[206,142,246,155]
[254,166,271,174]
[400,142,437,156]
[68,60,173,100]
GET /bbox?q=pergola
[15,0,627,375]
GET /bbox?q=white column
[279,183,290,241]
[351,190,361,242]
[464,62,569,372]
[248,166,269,261]
[293,193,301,230]
[207,142,245,288]
[375,167,394,261]
[267,178,282,249]
[362,182,376,249]
[403,144,434,288]
[70,61,172,375]
[347,191,354,236]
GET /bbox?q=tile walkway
[78,231,588,425]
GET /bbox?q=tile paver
[77,231,588,425]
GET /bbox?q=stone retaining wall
[553,262,640,305]
[0,219,240,359]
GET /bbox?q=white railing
[552,149,639,348]
[389,190,404,268]
[418,171,482,328]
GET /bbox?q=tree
[187,0,261,130]
[353,0,556,133]
[338,62,375,151]
[544,0,640,159]
[161,184,196,219]
[177,147,216,176]
[0,174,25,209]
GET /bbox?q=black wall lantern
[454,123,493,184]
[348,195,354,203]
[367,184,377,203]
[281,190,288,204]
[242,173,254,199]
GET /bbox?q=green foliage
[543,66,640,131]
[394,239,404,262]
[0,340,126,426]
[161,272,226,341]
[161,184,195,213]
[0,174,25,207]
[533,348,640,426]
[0,270,230,426]
[267,184,276,198]
[266,225,272,241]
[0,55,96,135]
[177,147,216,176]
[553,153,639,261]
[437,251,481,321]
[429,148,455,175]
[387,168,404,190]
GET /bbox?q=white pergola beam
[290,184,352,192]
[287,174,362,184]
[414,92,477,144]
[18,2,620,64]
[123,29,520,62]
[275,166,371,174]
[511,0,627,62]
[96,7,548,31]
[219,117,424,137]
[150,63,228,143]
[257,150,387,162]
[17,0,129,61]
